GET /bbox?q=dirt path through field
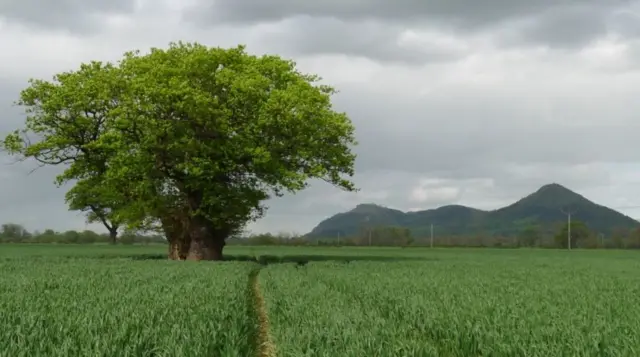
[249,268,276,357]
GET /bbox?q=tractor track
[249,267,276,357]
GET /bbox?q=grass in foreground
[0,257,258,357]
[260,251,640,357]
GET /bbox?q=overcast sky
[2,0,640,235]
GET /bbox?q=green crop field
[260,255,640,357]
[0,253,258,357]
[1,245,640,357]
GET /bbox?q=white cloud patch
[409,179,462,205]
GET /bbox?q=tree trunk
[108,229,118,245]
[186,218,226,261]
[168,235,190,260]
[168,241,180,260]
[186,236,225,261]
[162,215,191,260]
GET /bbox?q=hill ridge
[307,183,639,238]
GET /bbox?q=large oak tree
[2,42,357,260]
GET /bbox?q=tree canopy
[1,42,357,260]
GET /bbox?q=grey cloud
[0,80,26,131]
[0,158,82,231]
[0,0,134,32]
[0,163,66,207]
[326,83,640,182]
[622,40,640,67]
[499,2,640,49]
[253,16,465,65]
[190,0,608,28]
[490,163,613,194]
[355,123,640,177]
[185,0,635,54]
[503,5,612,49]
[608,6,640,38]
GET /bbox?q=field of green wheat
[0,255,259,357]
[261,257,640,357]
[1,245,640,357]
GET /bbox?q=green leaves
[3,41,358,242]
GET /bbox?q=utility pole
[337,231,341,246]
[365,216,371,246]
[560,208,577,250]
[430,223,434,248]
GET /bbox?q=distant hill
[306,183,639,238]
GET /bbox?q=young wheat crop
[260,252,640,357]
[0,257,258,357]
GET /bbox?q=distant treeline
[0,223,166,244]
[2,221,640,249]
[236,222,640,249]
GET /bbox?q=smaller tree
[0,223,30,242]
[403,228,414,247]
[554,220,591,249]
[519,225,541,247]
[66,178,122,244]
